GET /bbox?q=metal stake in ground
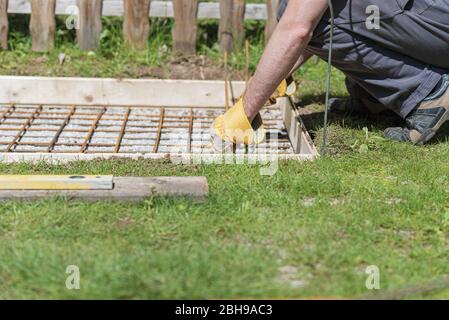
[224,51,237,154]
[245,39,250,85]
[244,39,250,154]
[224,51,230,112]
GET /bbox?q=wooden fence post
[30,0,56,52]
[77,0,103,51]
[0,0,7,50]
[123,0,151,50]
[265,0,279,43]
[219,0,245,53]
[172,0,198,55]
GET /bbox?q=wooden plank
[280,97,301,153]
[232,0,245,51]
[0,153,313,170]
[7,1,268,20]
[153,0,265,20]
[77,0,103,51]
[123,0,151,50]
[0,177,209,201]
[279,97,319,157]
[0,153,313,164]
[219,0,245,53]
[219,0,233,53]
[30,0,56,52]
[172,0,198,55]
[0,76,247,108]
[0,175,113,190]
[265,0,279,43]
[0,0,8,50]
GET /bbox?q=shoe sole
[416,108,449,144]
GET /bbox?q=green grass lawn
[1,142,449,299]
[1,16,449,300]
[1,105,449,299]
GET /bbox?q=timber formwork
[0,77,318,163]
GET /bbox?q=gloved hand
[211,97,265,150]
[269,77,297,103]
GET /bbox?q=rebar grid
[0,104,294,155]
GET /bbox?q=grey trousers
[278,0,449,118]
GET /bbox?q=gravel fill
[0,105,294,155]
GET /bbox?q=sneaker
[384,75,449,144]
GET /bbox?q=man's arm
[244,0,328,121]
[288,51,313,78]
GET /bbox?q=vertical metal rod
[229,80,236,104]
[245,39,250,85]
[322,0,335,158]
[6,105,42,152]
[80,106,106,153]
[47,105,76,153]
[114,107,131,153]
[153,108,165,153]
[224,51,237,153]
[224,51,230,112]
[187,108,193,153]
[244,39,251,155]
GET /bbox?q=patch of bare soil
[10,56,52,76]
[127,55,246,80]
[3,54,247,80]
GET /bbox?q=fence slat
[0,0,7,50]
[30,0,56,52]
[172,0,198,55]
[77,0,103,51]
[265,0,279,43]
[123,0,151,50]
[233,0,246,50]
[219,0,245,53]
[7,1,268,20]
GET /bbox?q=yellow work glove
[271,79,288,100]
[211,98,265,150]
[269,78,297,103]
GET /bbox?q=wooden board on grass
[0,175,113,190]
[0,176,209,201]
[0,76,247,108]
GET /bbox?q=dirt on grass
[126,55,247,80]
[6,54,247,80]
